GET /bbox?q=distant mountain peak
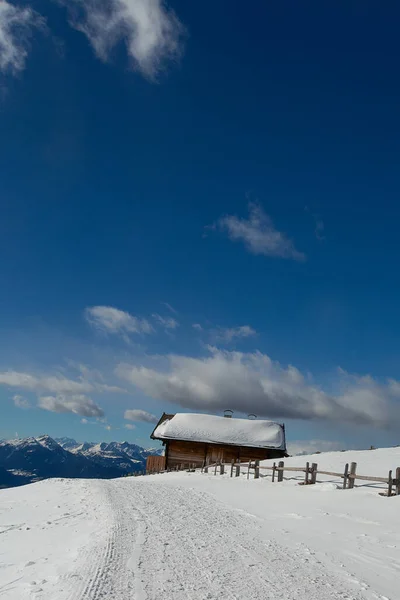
[55,437,78,448]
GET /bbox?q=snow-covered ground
[1,447,399,599]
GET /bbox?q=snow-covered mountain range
[0,435,163,489]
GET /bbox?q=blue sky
[1,1,400,453]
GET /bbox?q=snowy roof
[152,413,285,450]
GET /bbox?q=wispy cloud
[0,368,124,395]
[152,313,179,330]
[38,394,104,417]
[214,202,305,261]
[0,370,94,394]
[12,394,30,409]
[85,305,153,340]
[193,322,256,343]
[305,206,325,241]
[116,348,400,428]
[0,1,45,74]
[162,302,178,315]
[215,325,257,343]
[60,0,185,80]
[314,217,325,241]
[124,423,136,430]
[124,408,158,424]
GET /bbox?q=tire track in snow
[125,481,369,600]
[66,481,145,600]
[65,479,373,600]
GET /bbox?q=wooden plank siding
[146,455,166,474]
[165,440,284,469]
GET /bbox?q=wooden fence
[140,457,400,497]
[199,459,400,497]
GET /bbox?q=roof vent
[248,413,257,420]
[224,409,233,418]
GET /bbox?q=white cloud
[124,408,158,424]
[61,0,185,79]
[216,325,256,343]
[116,348,400,428]
[0,370,94,394]
[12,394,30,409]
[215,202,305,261]
[85,305,153,340]
[0,368,124,395]
[287,440,346,456]
[152,313,179,330]
[0,1,45,74]
[1,366,125,420]
[38,394,104,417]
[81,418,88,424]
[124,423,136,430]
[192,323,203,331]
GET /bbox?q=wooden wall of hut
[165,440,284,469]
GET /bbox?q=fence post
[254,460,260,479]
[348,462,357,489]
[388,470,393,496]
[230,459,235,477]
[343,463,349,489]
[278,461,284,482]
[272,462,276,482]
[214,461,218,476]
[220,462,225,475]
[304,462,310,485]
[311,463,318,485]
[235,459,241,477]
[396,467,400,495]
[204,460,209,474]
[247,461,251,480]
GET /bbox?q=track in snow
[66,482,145,600]
[66,478,371,600]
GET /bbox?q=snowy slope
[0,446,399,599]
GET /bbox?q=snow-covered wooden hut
[150,412,287,469]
